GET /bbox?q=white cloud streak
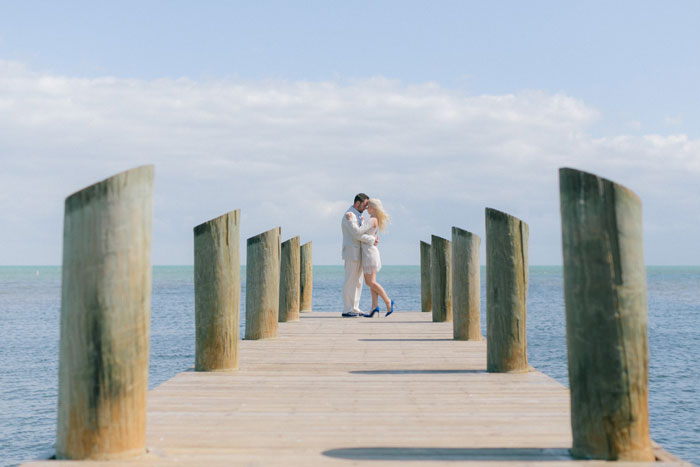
[1,60,698,265]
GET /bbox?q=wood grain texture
[420,241,432,313]
[27,311,687,466]
[299,241,313,313]
[279,236,301,322]
[194,209,240,371]
[430,235,452,323]
[559,168,654,461]
[56,165,153,460]
[452,227,482,341]
[486,208,529,374]
[245,227,281,340]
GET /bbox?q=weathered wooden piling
[485,208,528,373]
[245,227,281,340]
[194,210,240,371]
[279,236,301,322]
[420,241,432,313]
[430,235,452,322]
[299,241,313,313]
[56,166,153,460]
[559,168,654,461]
[451,227,481,340]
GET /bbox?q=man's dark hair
[354,193,369,204]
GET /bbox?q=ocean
[1,265,698,465]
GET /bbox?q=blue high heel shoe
[385,300,395,317]
[364,306,380,318]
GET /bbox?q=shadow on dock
[350,369,486,375]
[359,338,454,341]
[323,447,573,461]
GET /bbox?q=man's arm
[344,213,376,245]
[360,233,375,245]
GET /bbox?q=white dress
[361,222,382,274]
[347,214,382,274]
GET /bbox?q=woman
[345,198,395,317]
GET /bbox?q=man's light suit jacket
[341,211,375,262]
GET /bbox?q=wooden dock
[25,311,687,465]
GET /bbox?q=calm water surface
[1,266,698,465]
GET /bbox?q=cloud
[1,60,698,265]
[664,115,682,126]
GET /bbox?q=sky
[1,1,699,265]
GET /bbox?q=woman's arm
[345,212,375,234]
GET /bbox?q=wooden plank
[23,312,688,466]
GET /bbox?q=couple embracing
[341,193,395,318]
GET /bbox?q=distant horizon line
[3,264,700,268]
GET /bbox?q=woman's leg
[363,273,378,310]
[364,271,391,311]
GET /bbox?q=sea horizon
[4,264,700,267]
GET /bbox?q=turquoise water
[1,266,698,465]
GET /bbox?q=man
[341,193,376,317]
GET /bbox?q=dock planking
[24,311,687,465]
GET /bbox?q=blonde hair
[368,198,390,232]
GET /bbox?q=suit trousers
[343,258,363,314]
